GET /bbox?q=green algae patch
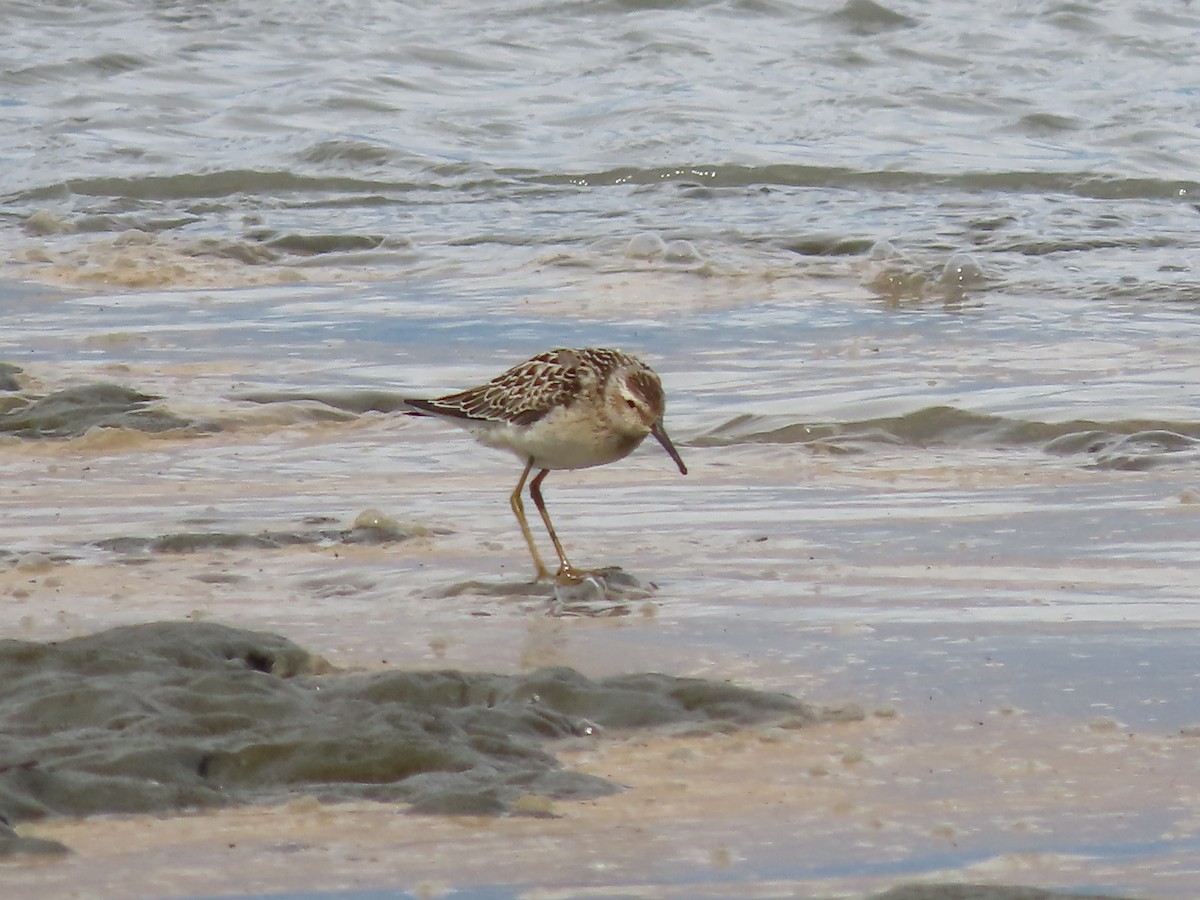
[0,622,828,853]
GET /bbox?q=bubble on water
[867,239,903,262]
[866,266,926,300]
[939,252,986,289]
[663,239,702,264]
[353,507,398,530]
[625,232,666,259]
[862,239,927,301]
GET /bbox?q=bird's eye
[625,398,637,409]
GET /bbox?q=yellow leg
[510,459,551,580]
[529,468,583,583]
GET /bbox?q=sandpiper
[404,347,687,581]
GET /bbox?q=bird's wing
[406,349,595,427]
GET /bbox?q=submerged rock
[0,621,826,847]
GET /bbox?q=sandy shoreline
[3,273,1199,898]
[3,402,1198,898]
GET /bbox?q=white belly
[467,416,645,471]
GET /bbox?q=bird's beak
[651,421,688,475]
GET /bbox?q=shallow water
[2,0,1200,897]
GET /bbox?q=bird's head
[608,366,687,475]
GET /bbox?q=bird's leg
[510,459,551,581]
[528,468,586,583]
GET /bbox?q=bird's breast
[471,412,646,471]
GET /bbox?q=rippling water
[4,0,1200,294]
[3,1,1200,898]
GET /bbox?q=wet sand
[10,718,1183,900]
[2,381,1197,898]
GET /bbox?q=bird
[403,347,687,582]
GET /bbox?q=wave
[533,164,1199,202]
[9,161,1195,209]
[695,405,1200,470]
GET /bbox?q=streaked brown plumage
[405,347,687,581]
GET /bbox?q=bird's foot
[530,564,591,585]
[554,564,639,587]
[548,565,655,614]
[554,564,591,586]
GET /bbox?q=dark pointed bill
[651,421,688,475]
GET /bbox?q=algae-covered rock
[0,621,821,834]
[0,383,200,438]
